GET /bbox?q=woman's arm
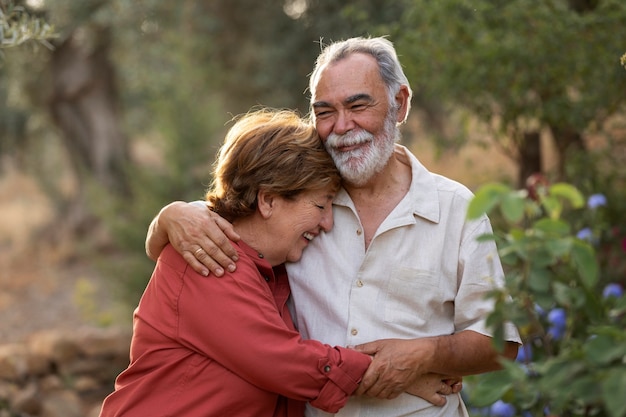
[159,248,369,413]
[145,201,240,276]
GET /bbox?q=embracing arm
[349,215,519,399]
[165,249,370,413]
[355,331,519,399]
[145,201,240,276]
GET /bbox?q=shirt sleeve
[455,216,521,343]
[157,245,371,413]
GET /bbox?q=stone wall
[0,327,131,417]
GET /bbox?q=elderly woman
[99,109,371,417]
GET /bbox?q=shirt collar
[333,144,441,224]
[237,239,274,276]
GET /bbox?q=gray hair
[309,36,413,123]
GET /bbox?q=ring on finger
[194,248,205,257]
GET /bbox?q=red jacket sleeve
[153,245,370,413]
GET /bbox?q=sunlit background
[1,1,625,416]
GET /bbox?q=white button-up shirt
[287,145,520,417]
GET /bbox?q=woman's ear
[257,189,274,219]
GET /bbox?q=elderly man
[146,37,520,416]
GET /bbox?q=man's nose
[333,111,355,135]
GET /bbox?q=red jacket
[99,242,370,417]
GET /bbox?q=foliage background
[1,0,625,415]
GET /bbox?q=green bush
[464,180,626,417]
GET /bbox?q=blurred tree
[193,0,308,113]
[27,0,132,238]
[49,23,130,196]
[0,0,55,169]
[187,0,404,115]
[393,0,626,187]
[10,0,624,302]
[0,0,56,50]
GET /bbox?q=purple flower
[547,308,566,340]
[587,193,607,209]
[516,345,532,362]
[577,227,593,242]
[548,308,566,328]
[548,325,565,340]
[603,283,624,298]
[490,400,516,417]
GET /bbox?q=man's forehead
[312,56,382,103]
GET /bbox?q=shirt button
[356,279,363,287]
[324,365,331,372]
[263,276,270,282]
[351,328,358,336]
[356,228,363,236]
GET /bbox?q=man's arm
[354,330,519,399]
[145,201,240,276]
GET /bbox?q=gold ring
[194,248,204,257]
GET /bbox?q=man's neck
[343,148,412,249]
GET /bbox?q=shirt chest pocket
[383,267,442,328]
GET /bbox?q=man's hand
[404,374,463,405]
[146,201,240,276]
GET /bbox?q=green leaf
[544,237,572,259]
[529,245,557,268]
[532,295,553,313]
[501,191,526,223]
[568,374,602,404]
[533,218,571,236]
[552,281,587,308]
[498,229,527,261]
[602,367,626,417]
[549,183,585,209]
[552,281,575,306]
[528,267,552,293]
[571,240,599,289]
[468,370,513,407]
[500,358,529,381]
[540,195,563,219]
[467,183,510,220]
[537,358,586,389]
[584,334,626,366]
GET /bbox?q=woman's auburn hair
[205,108,341,221]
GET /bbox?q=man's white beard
[325,112,399,187]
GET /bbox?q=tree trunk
[47,24,130,237]
[550,126,588,181]
[49,25,130,197]
[517,131,543,188]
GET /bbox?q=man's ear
[395,85,410,123]
[257,189,274,219]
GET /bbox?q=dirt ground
[0,168,130,343]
